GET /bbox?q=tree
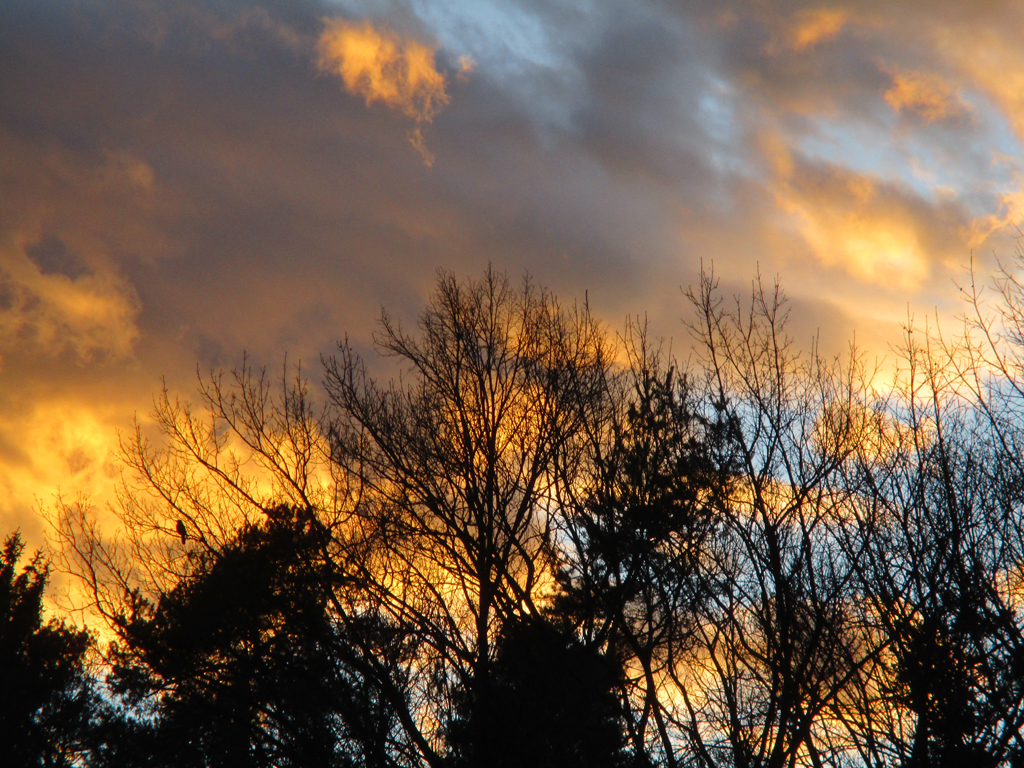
[58,267,628,767]
[323,267,618,760]
[57,263,1024,767]
[667,271,878,768]
[445,616,630,768]
[0,531,97,767]
[92,508,420,768]
[555,328,732,766]
[833,309,1024,768]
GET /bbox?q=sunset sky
[3,0,1024,553]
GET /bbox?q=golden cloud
[966,185,1024,248]
[0,137,168,365]
[318,19,450,163]
[931,23,1024,142]
[0,396,133,620]
[884,67,969,122]
[768,159,970,292]
[788,8,850,51]
[0,237,140,363]
[785,201,929,290]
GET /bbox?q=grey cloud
[3,0,1024,555]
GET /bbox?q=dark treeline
[8,266,1024,767]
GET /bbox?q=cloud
[768,156,972,292]
[966,184,1024,247]
[0,392,129,596]
[788,8,850,52]
[928,18,1024,143]
[317,18,450,163]
[884,67,970,123]
[0,243,140,363]
[0,137,156,364]
[6,0,1024,606]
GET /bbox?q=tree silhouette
[834,327,1024,768]
[97,509,417,768]
[0,531,97,767]
[555,331,732,765]
[445,616,630,768]
[323,267,617,760]
[665,271,876,768]
[51,264,1024,767]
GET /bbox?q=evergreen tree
[0,532,96,768]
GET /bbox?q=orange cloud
[931,23,1024,141]
[0,233,140,364]
[318,19,450,164]
[457,54,475,81]
[0,137,168,365]
[789,8,849,51]
[884,67,969,122]
[0,395,134,619]
[966,184,1024,248]
[769,160,970,292]
[782,197,930,290]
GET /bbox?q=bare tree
[54,360,436,766]
[666,269,878,768]
[832,272,1024,768]
[322,267,616,761]
[55,358,344,622]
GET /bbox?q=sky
[3,0,1024,557]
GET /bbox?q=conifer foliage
[0,533,95,767]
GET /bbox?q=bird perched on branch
[176,519,187,545]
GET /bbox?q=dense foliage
[1,533,96,767]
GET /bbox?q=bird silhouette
[176,519,187,545]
